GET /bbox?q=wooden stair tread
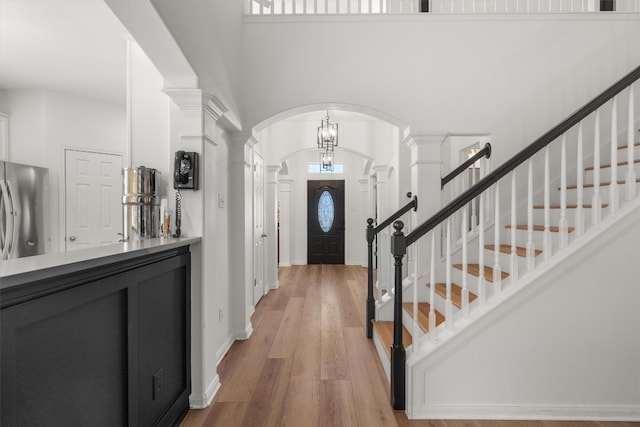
[427,283,477,309]
[372,320,412,359]
[563,177,640,190]
[452,264,509,282]
[402,302,445,333]
[617,141,640,150]
[505,224,575,233]
[585,158,640,171]
[485,244,541,257]
[533,204,608,209]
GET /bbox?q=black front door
[307,180,345,264]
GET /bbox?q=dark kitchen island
[0,237,199,427]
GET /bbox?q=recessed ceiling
[0,0,130,106]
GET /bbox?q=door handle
[261,234,268,238]
[69,236,76,242]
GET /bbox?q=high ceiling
[0,0,129,106]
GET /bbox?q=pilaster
[278,179,293,267]
[266,165,281,290]
[373,165,391,220]
[403,132,447,281]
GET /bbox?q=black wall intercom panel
[174,151,199,190]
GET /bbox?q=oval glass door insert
[318,190,335,233]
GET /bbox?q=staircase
[370,66,640,420]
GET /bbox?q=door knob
[69,236,76,242]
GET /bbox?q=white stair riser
[584,161,640,182]
[402,307,426,340]
[451,267,484,296]
[507,227,570,254]
[483,249,527,274]
[426,289,449,318]
[532,206,595,227]
[564,181,640,204]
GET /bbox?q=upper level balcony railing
[246,0,640,15]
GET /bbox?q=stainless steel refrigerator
[0,161,48,260]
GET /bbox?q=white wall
[130,42,171,188]
[151,0,244,127]
[0,89,126,251]
[409,202,640,420]
[244,14,640,168]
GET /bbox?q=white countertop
[0,237,201,289]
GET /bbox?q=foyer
[179,265,639,427]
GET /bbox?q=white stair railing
[247,0,640,15]
[386,65,640,411]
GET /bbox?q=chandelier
[320,149,334,172]
[317,111,338,151]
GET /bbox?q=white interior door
[253,153,266,305]
[65,149,123,250]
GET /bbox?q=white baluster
[446,217,453,329]
[478,192,486,305]
[429,231,437,341]
[462,205,469,316]
[559,134,569,248]
[626,85,636,200]
[471,165,478,231]
[526,158,535,272]
[610,96,619,213]
[544,145,551,260]
[493,182,502,294]
[315,0,319,13]
[592,109,602,225]
[575,122,585,236]
[484,153,492,225]
[510,170,519,282]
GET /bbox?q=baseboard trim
[216,335,236,366]
[269,280,280,290]
[188,375,221,409]
[411,404,640,421]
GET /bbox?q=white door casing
[65,149,123,250]
[253,152,266,305]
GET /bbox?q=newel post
[390,220,406,410]
[366,218,375,339]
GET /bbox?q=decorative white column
[359,178,370,267]
[265,165,281,290]
[404,132,447,281]
[278,179,293,267]
[229,131,257,342]
[373,165,391,221]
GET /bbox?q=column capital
[404,132,446,167]
[372,164,390,183]
[403,131,448,148]
[163,88,203,111]
[267,165,281,184]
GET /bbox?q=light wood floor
[180,265,638,427]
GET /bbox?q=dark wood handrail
[406,64,640,247]
[370,194,418,237]
[441,142,492,189]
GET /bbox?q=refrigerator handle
[0,179,14,260]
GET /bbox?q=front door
[307,180,345,264]
[65,149,123,250]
